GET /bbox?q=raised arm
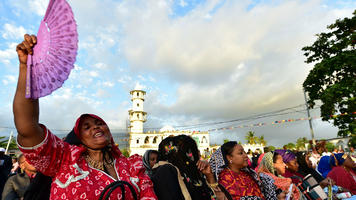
[13,34,44,147]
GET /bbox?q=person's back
[2,172,30,200]
[23,172,52,200]
[0,148,13,196]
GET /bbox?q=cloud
[102,81,115,88]
[1,0,352,146]
[179,0,188,7]
[2,75,16,86]
[0,43,17,65]
[2,23,27,40]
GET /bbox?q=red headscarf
[70,114,122,158]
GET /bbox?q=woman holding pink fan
[13,34,157,200]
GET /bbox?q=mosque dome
[160,125,175,132]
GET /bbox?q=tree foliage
[120,148,130,157]
[302,10,356,137]
[325,142,335,152]
[284,142,296,150]
[257,135,267,146]
[245,131,259,145]
[268,146,276,151]
[0,136,18,151]
[296,137,309,150]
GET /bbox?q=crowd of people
[2,131,356,200]
[1,34,355,200]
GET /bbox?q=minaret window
[136,139,139,144]
[144,136,149,144]
[137,103,139,107]
[202,136,207,143]
[137,114,139,119]
[137,92,139,97]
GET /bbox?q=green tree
[325,142,335,152]
[285,143,296,150]
[348,136,356,148]
[223,139,229,144]
[245,131,258,145]
[302,10,356,137]
[257,135,267,146]
[0,136,18,150]
[120,148,130,157]
[296,137,309,150]
[268,146,276,151]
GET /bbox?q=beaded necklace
[85,153,113,171]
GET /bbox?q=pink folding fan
[26,0,78,99]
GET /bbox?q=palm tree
[0,136,18,150]
[245,131,258,145]
[296,137,308,150]
[258,135,267,146]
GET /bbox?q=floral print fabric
[218,168,263,200]
[18,125,157,200]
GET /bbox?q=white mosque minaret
[128,84,210,155]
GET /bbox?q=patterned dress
[218,168,264,200]
[18,125,157,200]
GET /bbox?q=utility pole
[303,89,316,146]
[5,131,13,155]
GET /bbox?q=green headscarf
[259,152,275,175]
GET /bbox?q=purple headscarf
[275,149,296,163]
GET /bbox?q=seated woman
[152,135,228,200]
[294,152,333,189]
[327,153,356,195]
[295,152,323,182]
[14,34,157,199]
[143,150,159,178]
[258,151,300,200]
[275,150,303,184]
[316,155,331,178]
[210,141,285,200]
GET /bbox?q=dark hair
[158,135,214,200]
[157,136,176,161]
[150,150,158,156]
[272,151,280,163]
[221,141,238,167]
[263,147,270,153]
[295,152,308,170]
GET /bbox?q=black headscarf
[142,150,158,178]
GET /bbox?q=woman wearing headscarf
[143,150,159,178]
[294,152,334,188]
[316,156,332,178]
[274,150,303,185]
[13,35,157,199]
[152,135,228,200]
[258,152,300,200]
[327,153,356,194]
[210,142,286,200]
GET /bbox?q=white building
[128,89,210,155]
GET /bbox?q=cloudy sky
[0,0,355,147]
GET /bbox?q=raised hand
[16,34,37,65]
[197,160,213,176]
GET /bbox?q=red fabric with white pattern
[19,125,157,200]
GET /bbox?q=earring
[229,160,232,163]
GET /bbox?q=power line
[0,103,321,132]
